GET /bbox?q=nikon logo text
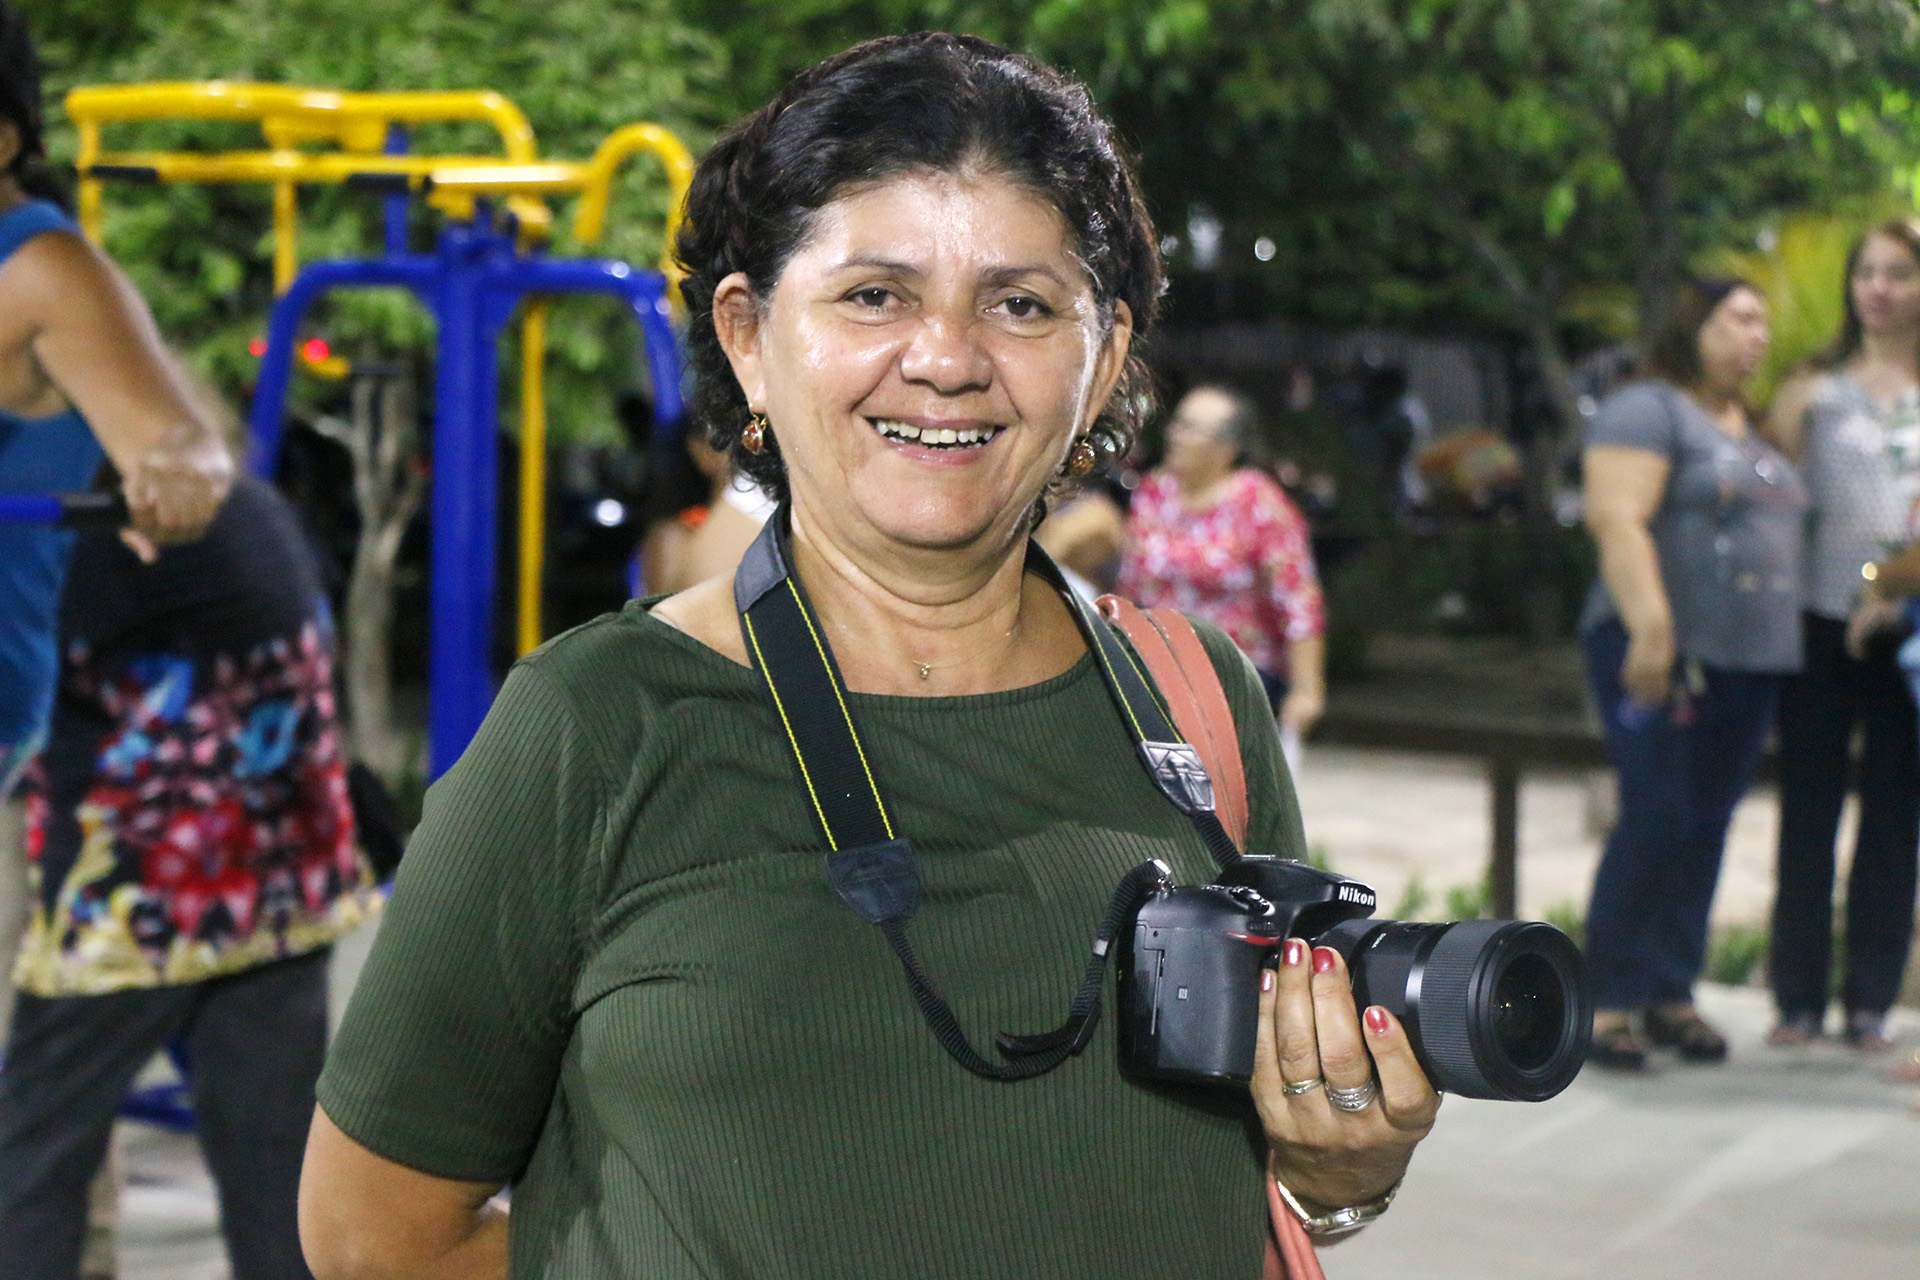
[1337,885,1374,906]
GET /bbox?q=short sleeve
[316,659,604,1182]
[1247,476,1327,643]
[1587,383,1679,458]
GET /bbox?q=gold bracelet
[1272,1171,1401,1240]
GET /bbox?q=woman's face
[713,169,1131,560]
[1695,287,1770,392]
[1850,232,1920,337]
[1162,388,1240,482]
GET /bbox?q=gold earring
[1066,436,1098,477]
[742,412,768,454]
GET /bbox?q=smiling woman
[299,33,1440,1280]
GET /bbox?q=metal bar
[245,258,438,478]
[85,164,159,183]
[79,150,540,186]
[0,493,128,528]
[66,83,538,162]
[426,221,505,778]
[382,125,410,258]
[632,288,684,431]
[571,122,695,283]
[480,255,682,427]
[516,299,550,656]
[0,495,62,523]
[272,180,299,293]
[1488,755,1520,919]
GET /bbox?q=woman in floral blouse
[1119,384,1327,749]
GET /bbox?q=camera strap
[734,506,1239,1080]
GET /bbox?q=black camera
[1116,858,1591,1101]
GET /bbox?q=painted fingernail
[1312,947,1336,975]
[1284,939,1306,967]
[1365,1006,1390,1034]
[1262,969,1275,992]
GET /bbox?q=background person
[1855,513,1920,1082]
[0,0,231,1046]
[1763,219,1920,1052]
[1579,277,1806,1070]
[1033,480,1127,602]
[1119,383,1328,759]
[298,35,1438,1280]
[0,470,375,1279]
[636,427,776,596]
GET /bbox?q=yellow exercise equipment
[412,128,694,655]
[68,81,543,291]
[66,80,695,658]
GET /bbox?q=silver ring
[1281,1076,1325,1097]
[1326,1080,1378,1112]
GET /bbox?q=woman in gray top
[1580,277,1806,1070]
[1765,219,1920,1053]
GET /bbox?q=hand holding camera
[1114,858,1590,1210]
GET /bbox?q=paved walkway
[112,746,1919,1279]
[1335,983,1920,1280]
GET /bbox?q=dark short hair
[0,3,66,209]
[0,2,44,171]
[1645,276,1760,388]
[674,32,1163,502]
[1827,217,1920,368]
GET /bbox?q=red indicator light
[247,338,268,358]
[302,338,331,362]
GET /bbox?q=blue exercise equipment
[246,197,683,778]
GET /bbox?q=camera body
[1116,858,1591,1102]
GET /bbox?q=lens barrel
[1320,917,1591,1101]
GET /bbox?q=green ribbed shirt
[317,598,1307,1279]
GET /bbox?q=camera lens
[1489,951,1563,1072]
[1319,917,1591,1102]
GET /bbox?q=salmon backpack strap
[1265,1160,1328,1280]
[1097,596,1324,1280]
[1094,596,1250,850]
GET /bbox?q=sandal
[1844,1011,1894,1054]
[1588,1017,1649,1071]
[1644,1004,1728,1063]
[1766,1013,1821,1047]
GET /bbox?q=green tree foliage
[1243,0,1920,422]
[22,0,726,442]
[689,1,1920,427]
[22,1,1920,442]
[1712,212,1867,398]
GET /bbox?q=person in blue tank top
[1,1,232,1080]
[0,5,232,801]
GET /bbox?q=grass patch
[1392,874,1431,920]
[1542,899,1586,949]
[1444,880,1489,921]
[1705,923,1769,987]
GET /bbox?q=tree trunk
[316,370,426,788]
[1618,78,1687,352]
[1451,217,1583,643]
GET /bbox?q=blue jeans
[1582,619,1781,1009]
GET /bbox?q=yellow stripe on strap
[743,612,837,846]
[785,581,895,841]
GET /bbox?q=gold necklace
[908,616,1020,680]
